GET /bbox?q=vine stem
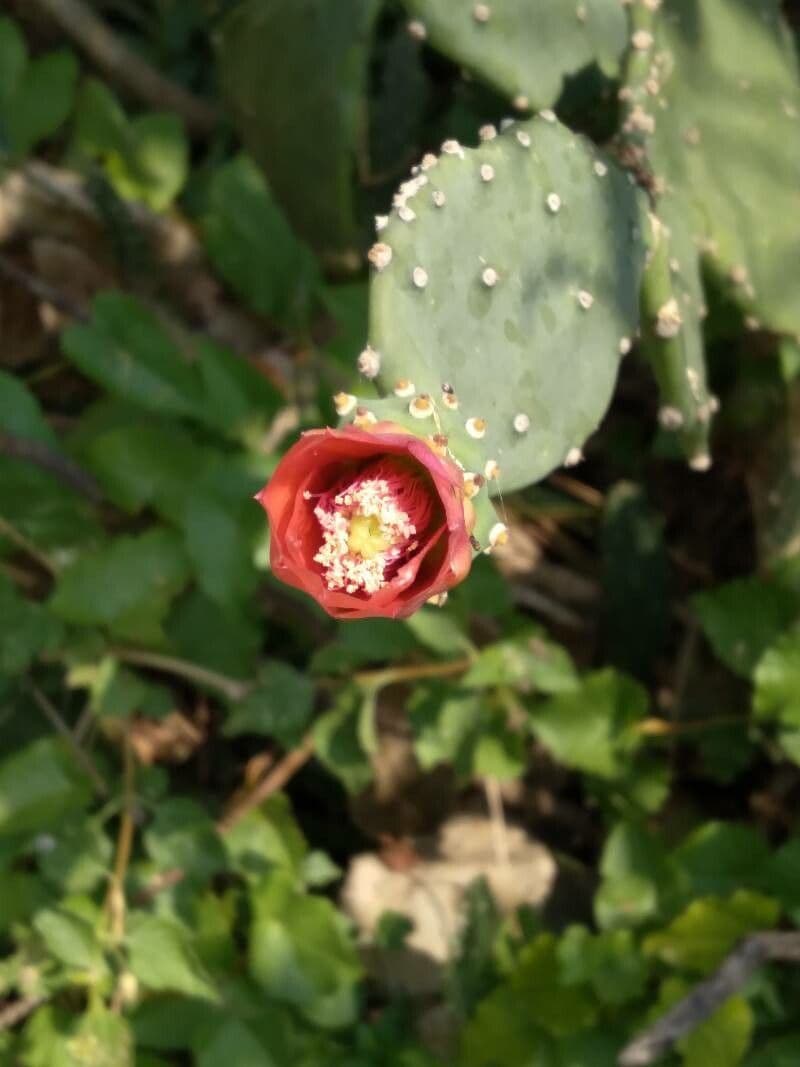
[353,656,472,690]
[112,647,252,702]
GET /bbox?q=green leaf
[33,907,106,977]
[742,1034,800,1067]
[681,995,753,1067]
[461,632,579,694]
[75,658,172,720]
[761,837,800,922]
[193,890,238,971]
[313,688,373,795]
[144,798,226,884]
[0,18,26,111]
[754,630,800,730]
[223,795,308,882]
[38,818,112,894]
[595,820,680,930]
[0,872,49,936]
[0,370,58,446]
[528,669,648,779]
[674,823,771,898]
[644,891,780,973]
[166,589,261,681]
[216,0,381,252]
[409,687,482,774]
[72,79,187,210]
[601,482,668,679]
[67,1007,134,1067]
[61,294,207,422]
[461,934,597,1066]
[403,608,473,656]
[202,154,319,326]
[224,660,314,747]
[50,527,190,644]
[132,997,218,1053]
[127,916,218,1001]
[72,410,206,520]
[0,574,63,676]
[0,460,101,559]
[181,484,259,609]
[0,737,91,837]
[446,878,500,1018]
[470,718,526,781]
[310,618,418,675]
[557,925,648,1006]
[694,579,797,678]
[248,867,362,1028]
[195,1020,277,1067]
[21,1005,132,1067]
[194,340,282,442]
[0,19,77,155]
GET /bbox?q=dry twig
[218,732,317,833]
[618,932,800,1066]
[0,252,88,321]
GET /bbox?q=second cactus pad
[402,0,626,111]
[367,117,645,493]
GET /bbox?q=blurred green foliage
[1,1,800,1065]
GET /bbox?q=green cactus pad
[648,0,800,337]
[402,0,627,110]
[363,117,645,494]
[640,205,714,466]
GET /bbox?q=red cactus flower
[256,423,474,619]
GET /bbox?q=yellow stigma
[347,515,390,560]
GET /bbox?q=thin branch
[0,515,58,577]
[29,0,219,136]
[0,252,88,321]
[353,656,472,690]
[112,647,251,702]
[0,996,47,1032]
[217,732,316,833]
[105,730,136,944]
[484,777,511,868]
[29,682,109,796]
[634,713,749,737]
[618,932,800,1066]
[0,430,102,503]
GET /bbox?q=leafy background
[1,1,800,1065]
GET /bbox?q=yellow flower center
[347,514,391,560]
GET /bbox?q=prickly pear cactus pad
[646,0,800,338]
[639,205,714,469]
[402,0,627,110]
[361,116,645,494]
